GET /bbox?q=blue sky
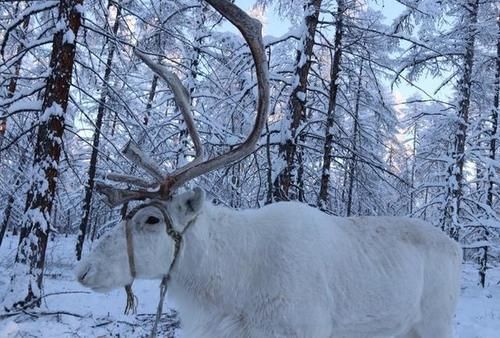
[229,0,451,104]
[235,0,407,32]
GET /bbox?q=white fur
[77,189,462,338]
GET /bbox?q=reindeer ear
[185,187,205,214]
[171,188,205,224]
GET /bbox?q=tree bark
[346,63,363,216]
[440,0,479,241]
[486,12,499,208]
[0,173,25,248]
[0,194,15,248]
[409,123,418,215]
[76,2,121,261]
[318,0,345,210]
[5,0,83,310]
[274,0,322,201]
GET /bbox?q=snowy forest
[0,0,499,336]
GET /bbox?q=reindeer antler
[96,0,269,207]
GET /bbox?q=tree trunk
[76,2,121,261]
[409,122,418,215]
[0,194,14,248]
[0,119,5,151]
[346,63,363,216]
[0,174,24,248]
[440,0,479,240]
[5,0,83,310]
[176,2,206,168]
[487,12,499,208]
[265,121,273,204]
[318,0,345,210]
[274,0,322,201]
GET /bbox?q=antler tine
[94,144,163,206]
[95,182,161,207]
[122,141,164,182]
[134,50,205,169]
[95,54,205,205]
[105,173,153,188]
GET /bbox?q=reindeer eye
[145,216,160,224]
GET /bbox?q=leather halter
[124,201,183,281]
[122,201,196,314]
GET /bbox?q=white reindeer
[77,188,462,338]
[78,189,461,338]
[76,1,462,337]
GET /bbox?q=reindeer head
[76,189,205,292]
[76,0,269,293]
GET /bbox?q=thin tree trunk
[143,75,159,125]
[67,209,71,235]
[441,0,479,240]
[318,0,345,210]
[409,123,417,215]
[274,0,322,201]
[0,119,5,150]
[423,187,429,221]
[5,0,83,310]
[479,244,488,287]
[346,63,363,217]
[487,12,499,208]
[0,171,26,248]
[76,2,121,260]
[265,121,274,204]
[0,194,15,248]
[175,2,206,169]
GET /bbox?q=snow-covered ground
[456,265,500,338]
[0,235,499,337]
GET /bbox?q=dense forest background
[0,0,498,314]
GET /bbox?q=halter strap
[122,200,196,315]
[124,203,150,314]
[124,203,152,281]
[126,219,137,278]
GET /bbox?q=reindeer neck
[169,203,251,309]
